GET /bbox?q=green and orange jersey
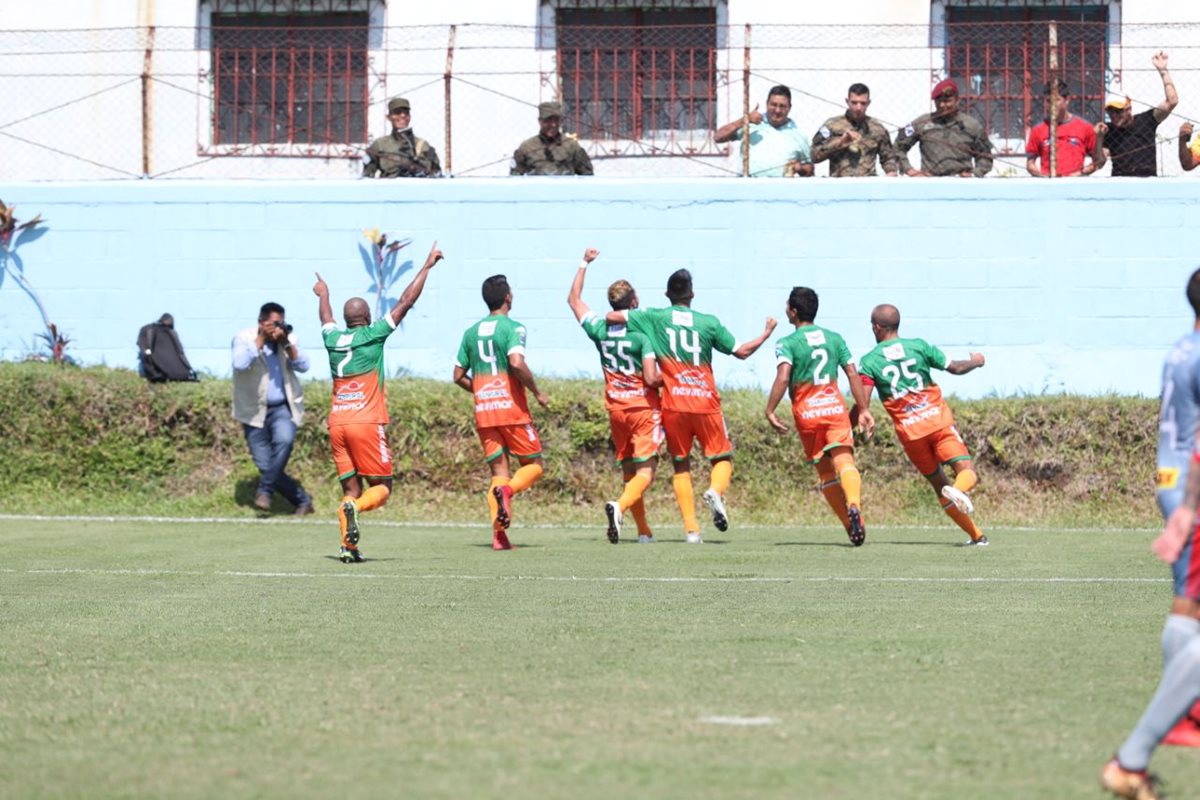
[774,324,852,425]
[625,305,736,414]
[322,315,399,427]
[579,310,660,413]
[857,337,955,443]
[455,314,533,429]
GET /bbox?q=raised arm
[567,247,600,322]
[389,241,444,325]
[733,317,778,360]
[1181,123,1198,172]
[1153,51,1179,123]
[764,361,793,434]
[313,272,335,327]
[945,352,985,376]
[714,104,761,144]
[509,353,549,408]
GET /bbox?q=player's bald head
[871,304,900,332]
[344,297,371,328]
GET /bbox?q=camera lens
[274,321,293,334]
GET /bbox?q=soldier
[894,78,994,178]
[510,102,594,176]
[362,97,441,179]
[811,83,898,177]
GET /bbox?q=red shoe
[1165,699,1200,747]
[492,529,512,550]
[493,485,514,530]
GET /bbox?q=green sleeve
[923,341,949,371]
[773,336,793,365]
[711,319,736,356]
[833,333,852,367]
[580,316,606,343]
[455,331,471,369]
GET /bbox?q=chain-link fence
[2,21,1198,179]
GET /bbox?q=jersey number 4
[665,328,701,366]
[477,340,499,375]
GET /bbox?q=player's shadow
[233,479,299,514]
[320,554,403,562]
[774,540,856,548]
[469,543,546,549]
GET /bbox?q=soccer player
[566,247,663,544]
[453,274,549,550]
[1101,268,1200,800]
[608,269,775,543]
[849,303,988,545]
[764,287,876,545]
[312,241,443,563]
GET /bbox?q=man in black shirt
[1101,51,1179,176]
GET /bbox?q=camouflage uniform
[362,130,441,178]
[893,112,994,177]
[811,112,898,177]
[510,133,593,176]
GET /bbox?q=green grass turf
[2,517,1197,799]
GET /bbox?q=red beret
[931,78,958,99]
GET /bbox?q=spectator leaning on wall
[1025,79,1106,178]
[362,97,442,179]
[893,78,994,178]
[1100,51,1179,177]
[714,85,813,177]
[510,102,594,176]
[811,82,898,177]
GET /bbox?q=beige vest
[231,326,305,428]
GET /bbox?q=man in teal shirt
[715,85,813,177]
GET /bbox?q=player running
[567,247,663,544]
[608,269,775,543]
[453,274,548,550]
[1101,268,1200,800]
[849,303,987,545]
[313,241,443,563]
[764,287,876,545]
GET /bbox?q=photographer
[231,302,314,515]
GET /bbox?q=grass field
[3,515,1197,799]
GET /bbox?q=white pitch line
[0,567,1167,584]
[0,513,1158,533]
[700,716,780,726]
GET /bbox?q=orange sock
[709,459,733,496]
[953,468,978,494]
[942,499,984,541]
[831,452,862,510]
[672,472,699,533]
[618,473,652,513]
[488,476,511,528]
[816,462,851,530]
[629,497,652,536]
[355,484,391,513]
[510,462,544,494]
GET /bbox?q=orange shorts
[902,424,970,476]
[610,407,663,464]
[662,409,732,462]
[795,416,854,465]
[479,422,543,463]
[329,423,392,481]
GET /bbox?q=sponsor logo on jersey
[478,320,497,336]
[805,329,826,346]
[607,324,627,336]
[334,379,367,403]
[806,385,842,408]
[476,376,510,401]
[671,310,693,327]
[883,343,906,361]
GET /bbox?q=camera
[273,321,294,335]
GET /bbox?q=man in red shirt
[1026,79,1106,178]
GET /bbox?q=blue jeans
[243,403,309,507]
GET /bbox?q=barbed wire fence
[1,21,1198,180]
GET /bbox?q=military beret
[931,78,958,100]
[538,101,563,120]
[387,97,411,113]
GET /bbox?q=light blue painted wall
[1,178,1196,399]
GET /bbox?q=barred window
[556,7,717,142]
[210,10,369,148]
[943,3,1109,145]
